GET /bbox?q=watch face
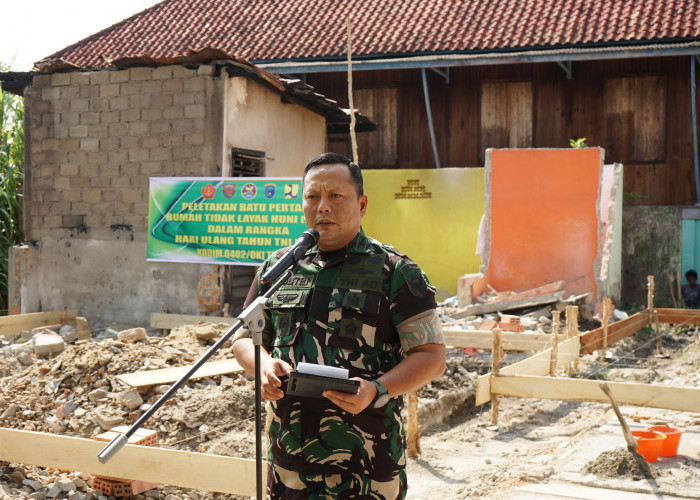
[374,393,390,408]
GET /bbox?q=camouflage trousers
[266,461,407,500]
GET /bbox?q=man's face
[690,276,697,286]
[302,163,367,251]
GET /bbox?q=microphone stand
[97,266,299,500]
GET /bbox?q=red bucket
[647,425,685,457]
[631,430,666,463]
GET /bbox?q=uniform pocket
[326,291,382,352]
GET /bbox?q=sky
[1,0,162,72]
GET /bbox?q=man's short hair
[686,269,698,280]
[303,152,364,197]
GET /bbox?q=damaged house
[3,0,700,323]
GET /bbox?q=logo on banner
[265,184,276,199]
[284,184,299,199]
[201,184,216,199]
[222,184,236,198]
[241,183,257,199]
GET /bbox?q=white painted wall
[222,77,326,178]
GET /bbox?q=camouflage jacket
[257,230,441,498]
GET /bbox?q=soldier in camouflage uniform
[233,153,445,499]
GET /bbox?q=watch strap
[371,379,388,404]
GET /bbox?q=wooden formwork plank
[579,312,648,355]
[443,329,568,351]
[0,428,257,496]
[0,310,79,338]
[475,336,580,406]
[452,290,565,319]
[656,308,700,325]
[116,359,243,388]
[150,313,239,330]
[490,375,700,413]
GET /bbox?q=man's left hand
[323,378,377,414]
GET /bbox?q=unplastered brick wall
[25,64,223,242]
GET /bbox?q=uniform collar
[305,228,373,267]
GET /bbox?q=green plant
[569,137,588,148]
[0,62,24,314]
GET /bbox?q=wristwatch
[371,380,390,408]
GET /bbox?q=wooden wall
[308,56,698,205]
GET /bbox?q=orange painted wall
[487,148,603,297]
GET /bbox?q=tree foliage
[1,63,24,314]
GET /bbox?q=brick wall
[25,65,223,242]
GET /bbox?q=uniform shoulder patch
[398,261,430,297]
[381,243,406,258]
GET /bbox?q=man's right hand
[261,357,293,401]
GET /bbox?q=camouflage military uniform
[248,230,443,499]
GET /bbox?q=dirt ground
[1,313,699,499]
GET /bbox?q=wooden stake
[60,306,68,326]
[549,311,560,376]
[347,17,358,164]
[565,306,574,375]
[490,328,503,425]
[654,309,662,354]
[567,306,580,371]
[406,391,421,458]
[677,271,682,307]
[647,275,655,322]
[601,297,611,359]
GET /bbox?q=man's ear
[359,195,368,217]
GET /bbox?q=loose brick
[32,75,52,89]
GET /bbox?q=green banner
[147,177,305,265]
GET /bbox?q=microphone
[260,228,319,287]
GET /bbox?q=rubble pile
[0,323,257,499]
